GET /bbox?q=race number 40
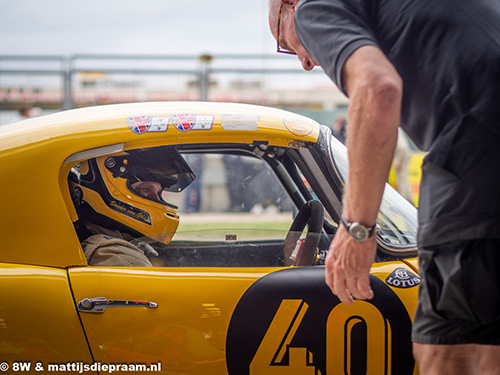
[250,299,391,375]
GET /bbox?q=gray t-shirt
[295,0,500,245]
[295,0,500,151]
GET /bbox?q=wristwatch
[340,214,380,241]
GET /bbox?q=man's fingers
[342,266,374,301]
[326,262,370,304]
[325,227,376,303]
[332,264,354,305]
[345,276,361,300]
[345,274,373,301]
[325,266,334,291]
[357,274,374,300]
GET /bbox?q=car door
[69,262,418,375]
[0,263,96,371]
[67,151,299,374]
[68,266,268,374]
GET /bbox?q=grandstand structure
[0,54,348,125]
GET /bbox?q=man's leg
[413,343,500,375]
[478,345,500,375]
[412,240,500,375]
[413,343,478,375]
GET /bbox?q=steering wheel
[283,200,324,266]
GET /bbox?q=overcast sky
[0,0,276,56]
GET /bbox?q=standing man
[268,0,500,374]
[332,114,347,144]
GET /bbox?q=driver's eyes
[132,182,163,202]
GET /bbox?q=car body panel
[227,263,418,375]
[68,266,265,374]
[0,102,319,268]
[1,102,419,374]
[68,262,418,375]
[0,263,95,368]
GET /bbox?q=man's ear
[281,0,298,7]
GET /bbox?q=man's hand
[325,224,377,304]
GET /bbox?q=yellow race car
[0,102,419,374]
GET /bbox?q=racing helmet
[69,146,195,244]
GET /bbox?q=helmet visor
[105,146,196,194]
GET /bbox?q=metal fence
[0,54,348,125]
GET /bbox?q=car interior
[69,131,418,268]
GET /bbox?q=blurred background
[0,0,348,124]
[0,0,422,205]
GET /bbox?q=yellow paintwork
[68,266,268,374]
[0,101,418,374]
[68,261,418,375]
[389,152,425,206]
[0,102,320,268]
[403,257,420,274]
[371,260,419,323]
[407,152,425,206]
[0,263,95,370]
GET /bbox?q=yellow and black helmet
[69,146,195,244]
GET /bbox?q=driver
[69,146,195,267]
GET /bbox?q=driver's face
[133,181,162,202]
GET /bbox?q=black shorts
[412,239,500,345]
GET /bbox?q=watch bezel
[340,214,379,241]
[349,222,370,241]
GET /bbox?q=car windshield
[329,135,418,249]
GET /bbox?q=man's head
[18,105,32,118]
[69,146,196,244]
[268,0,317,71]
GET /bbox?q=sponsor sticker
[385,267,421,288]
[128,115,169,133]
[172,114,213,132]
[149,116,169,132]
[128,116,152,134]
[283,118,313,137]
[221,114,260,121]
[220,114,259,131]
[221,121,258,131]
[194,115,214,130]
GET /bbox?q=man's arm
[325,45,402,304]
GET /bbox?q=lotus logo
[386,268,420,288]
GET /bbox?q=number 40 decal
[249,299,391,375]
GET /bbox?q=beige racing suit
[82,222,158,267]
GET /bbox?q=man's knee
[478,346,500,375]
[412,343,478,375]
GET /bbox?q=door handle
[77,297,158,313]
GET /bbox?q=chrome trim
[325,131,345,184]
[298,147,343,215]
[77,297,158,313]
[64,143,124,164]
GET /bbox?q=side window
[70,147,297,268]
[156,153,296,267]
[168,153,295,240]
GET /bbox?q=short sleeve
[295,0,379,95]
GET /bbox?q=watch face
[350,223,369,241]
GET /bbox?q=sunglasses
[276,3,297,55]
